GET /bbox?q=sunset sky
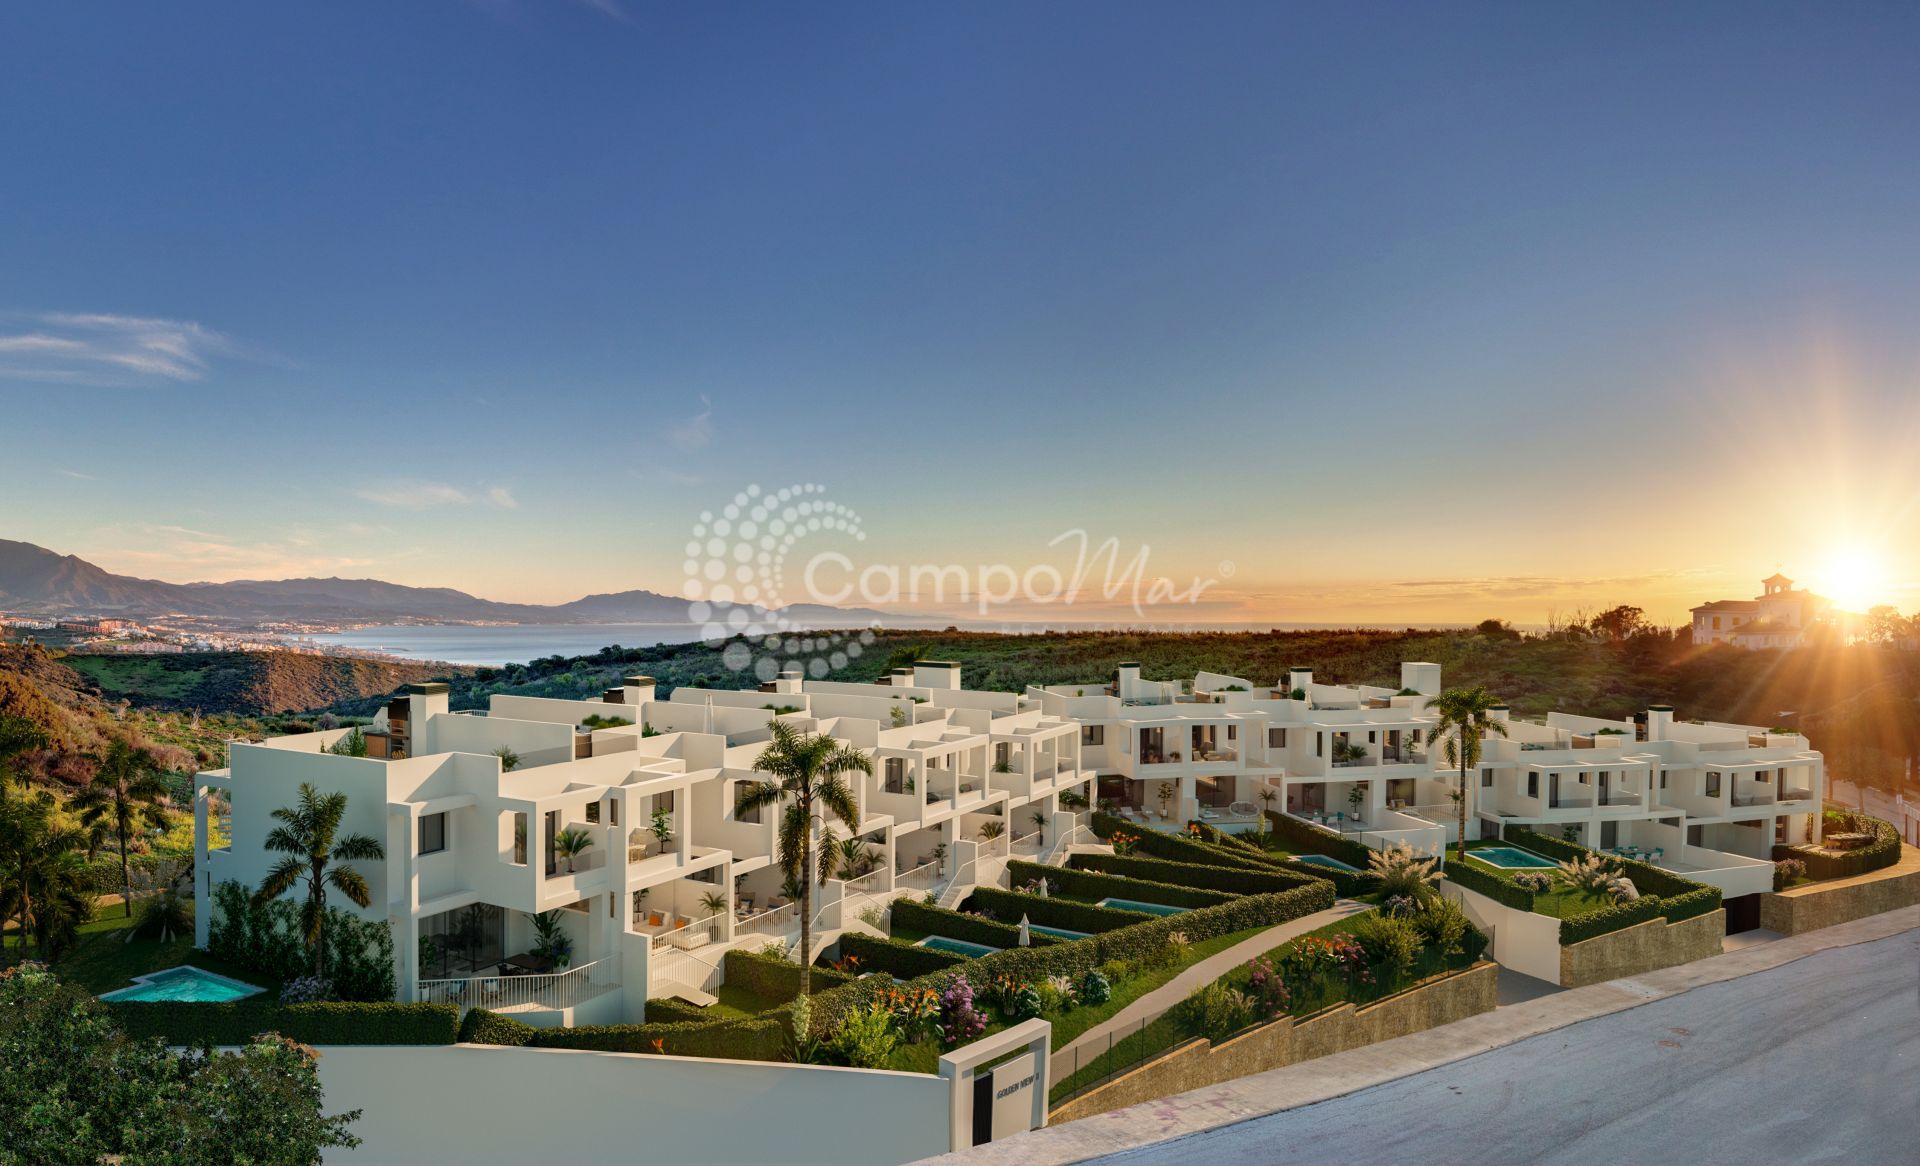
[2,2,1917,626]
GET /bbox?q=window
[1315,734,1324,758]
[1705,772,1722,797]
[1480,768,1494,789]
[1226,724,1237,741]
[1687,824,1703,847]
[1367,732,1377,744]
[1268,728,1288,749]
[585,802,600,824]
[735,783,762,824]
[884,757,908,795]
[995,742,1011,768]
[607,799,618,827]
[417,812,447,856]
[1526,772,1539,799]
[1081,725,1104,747]
[1658,770,1667,790]
[1712,616,1722,630]
[1775,818,1789,844]
[1755,769,1771,784]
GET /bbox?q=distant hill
[0,538,891,626]
[61,651,470,716]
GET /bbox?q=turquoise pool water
[1472,846,1557,870]
[1292,853,1361,873]
[1028,924,1091,940]
[1096,897,1190,916]
[917,935,1000,957]
[100,966,263,1003]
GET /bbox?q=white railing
[1043,824,1096,866]
[651,944,728,994]
[978,832,1010,859]
[1011,829,1044,855]
[736,902,797,935]
[650,913,725,951]
[895,861,939,890]
[841,868,887,896]
[938,859,977,909]
[418,958,608,1013]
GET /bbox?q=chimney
[622,676,657,707]
[1487,704,1510,724]
[913,661,962,691]
[1115,662,1143,699]
[1646,705,1673,742]
[772,669,804,696]
[1287,667,1313,697]
[1400,662,1441,697]
[404,681,449,723]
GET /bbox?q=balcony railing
[895,860,940,890]
[736,902,797,936]
[418,959,608,1013]
[651,913,725,951]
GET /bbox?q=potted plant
[553,827,594,873]
[1346,784,1366,819]
[651,806,675,856]
[1156,781,1176,819]
[978,820,1006,842]
[1030,809,1048,844]
[930,842,948,876]
[1257,787,1277,832]
[527,909,573,969]
[700,891,729,939]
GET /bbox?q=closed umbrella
[1018,914,1031,947]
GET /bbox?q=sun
[1814,547,1889,611]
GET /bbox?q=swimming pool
[1291,853,1361,873]
[1096,897,1190,916]
[916,935,1000,958]
[1028,924,1091,940]
[1470,846,1557,870]
[100,966,264,1003]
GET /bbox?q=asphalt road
[1096,929,1920,1166]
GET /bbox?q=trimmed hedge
[1498,828,1723,944]
[1772,814,1902,881]
[460,1007,788,1060]
[720,947,854,1002]
[1442,856,1537,911]
[1555,895,1669,944]
[833,932,967,979]
[889,899,1060,949]
[1091,812,1273,871]
[1006,858,1233,910]
[640,997,714,1025]
[1067,852,1320,896]
[967,886,1157,935]
[805,880,1336,1038]
[109,1000,459,1046]
[1263,809,1374,867]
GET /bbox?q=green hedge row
[1186,821,1384,897]
[1495,828,1724,944]
[804,880,1336,1037]
[720,947,854,1002]
[1442,856,1537,911]
[1503,828,1700,899]
[889,899,1060,950]
[109,1001,459,1046]
[459,1007,787,1060]
[833,932,968,979]
[1091,811,1272,871]
[1555,894,1670,944]
[639,997,713,1025]
[1263,810,1374,867]
[1006,858,1233,910]
[1067,852,1320,897]
[967,886,1155,935]
[1773,815,1902,881]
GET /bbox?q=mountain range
[0,539,889,627]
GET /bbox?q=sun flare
[1814,547,1890,612]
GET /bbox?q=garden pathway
[1050,899,1372,1078]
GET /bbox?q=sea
[305,623,705,666]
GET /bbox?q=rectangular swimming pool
[1292,853,1361,873]
[1096,897,1190,916]
[916,935,1000,958]
[100,965,264,1003]
[1028,924,1091,940]
[1471,846,1558,870]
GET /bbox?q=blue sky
[3,1,1918,623]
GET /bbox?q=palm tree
[1425,686,1509,858]
[253,783,386,979]
[734,721,871,992]
[0,789,93,965]
[73,738,173,917]
[553,827,594,873]
[0,716,48,798]
[1029,808,1048,844]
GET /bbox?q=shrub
[1367,843,1441,904]
[458,1007,535,1046]
[1245,956,1290,1019]
[1349,912,1421,980]
[1091,812,1274,870]
[108,1001,459,1046]
[1773,858,1807,891]
[530,1017,786,1060]
[1443,857,1536,910]
[1512,871,1553,894]
[823,1002,900,1068]
[1559,854,1621,896]
[1409,896,1476,960]
[721,947,854,1003]
[939,974,987,1045]
[834,933,967,979]
[1557,895,1667,944]
[278,976,333,1004]
[1171,982,1252,1042]
[205,880,395,1001]
[639,997,714,1025]
[1080,969,1112,1005]
[1772,814,1902,880]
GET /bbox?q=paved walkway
[1051,900,1372,1077]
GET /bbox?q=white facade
[1691,573,1839,648]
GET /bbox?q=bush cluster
[833,933,967,979]
[205,880,396,1001]
[1772,814,1901,881]
[459,1007,788,1060]
[108,1000,459,1046]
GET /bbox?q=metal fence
[1048,1014,1172,1108]
[418,958,609,1013]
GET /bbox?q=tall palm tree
[73,738,173,917]
[734,721,871,992]
[0,717,48,806]
[1425,686,1509,858]
[0,789,93,965]
[253,783,385,979]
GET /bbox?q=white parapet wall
[1441,881,1563,983]
[317,1044,950,1165]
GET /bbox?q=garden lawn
[1458,844,1616,920]
[706,980,793,1020]
[881,924,1268,1074]
[3,899,273,998]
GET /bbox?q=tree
[1425,686,1509,858]
[885,642,934,671]
[0,716,48,798]
[734,721,871,990]
[0,789,93,965]
[254,783,386,980]
[1867,606,1912,645]
[0,963,362,1164]
[72,737,173,917]
[1588,605,1646,641]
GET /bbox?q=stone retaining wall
[1050,961,1498,1123]
[1760,845,1920,934]
[1557,909,1724,988]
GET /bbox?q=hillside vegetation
[61,651,471,716]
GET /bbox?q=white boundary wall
[318,1044,948,1165]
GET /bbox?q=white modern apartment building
[193,664,1090,1027]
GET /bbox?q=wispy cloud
[356,480,520,510]
[0,312,243,387]
[53,467,98,481]
[83,523,379,583]
[669,393,714,451]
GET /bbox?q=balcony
[418,958,614,1015]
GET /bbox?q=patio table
[503,953,555,974]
